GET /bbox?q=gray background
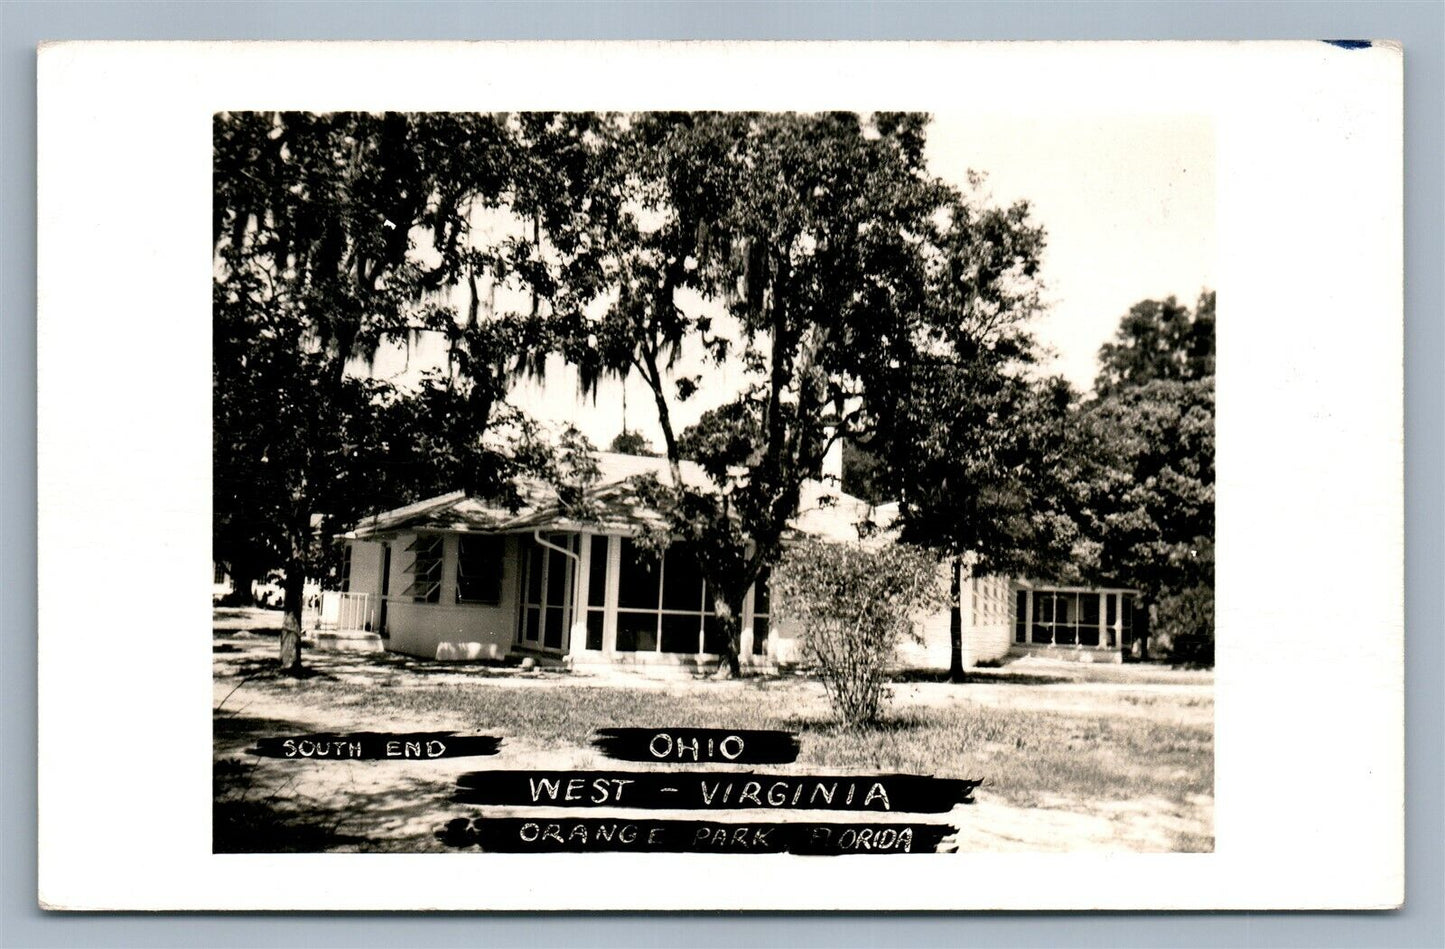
[2,2,1440,946]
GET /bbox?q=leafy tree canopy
[545,111,1047,674]
[1095,291,1215,397]
[213,111,609,666]
[608,429,656,456]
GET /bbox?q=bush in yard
[772,540,948,728]
[1152,584,1214,668]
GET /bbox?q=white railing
[319,591,372,632]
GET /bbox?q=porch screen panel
[525,543,544,604]
[1079,592,1101,646]
[585,535,607,651]
[517,535,578,650]
[661,546,704,612]
[543,535,573,650]
[616,537,660,651]
[659,544,707,654]
[543,605,564,649]
[617,538,661,610]
[704,614,728,655]
[1055,593,1077,645]
[614,538,714,654]
[751,569,771,656]
[1015,590,1027,643]
[616,611,657,652]
[519,542,544,644]
[1120,594,1135,647]
[660,613,703,653]
[1032,592,1054,644]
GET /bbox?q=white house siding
[772,570,1014,672]
[966,574,1014,664]
[346,533,524,661]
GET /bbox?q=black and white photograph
[209,107,1216,855]
[35,39,1404,913]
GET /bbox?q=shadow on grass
[212,627,282,639]
[963,671,1076,686]
[213,755,374,853]
[888,668,1074,686]
[213,712,323,745]
[213,794,370,852]
[889,669,953,684]
[213,762,457,852]
[371,657,543,678]
[292,649,575,682]
[217,656,340,682]
[783,710,937,737]
[213,607,279,620]
[214,714,460,853]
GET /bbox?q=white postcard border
[37,40,1402,910]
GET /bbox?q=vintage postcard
[37,41,1402,910]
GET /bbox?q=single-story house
[325,452,1140,670]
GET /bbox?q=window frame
[455,534,505,606]
[402,534,444,603]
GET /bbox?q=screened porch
[1012,584,1140,657]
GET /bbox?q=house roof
[344,451,887,544]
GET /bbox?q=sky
[365,113,1215,451]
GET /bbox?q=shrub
[1153,585,1214,667]
[771,540,947,727]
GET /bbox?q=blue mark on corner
[1324,40,1373,50]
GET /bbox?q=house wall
[348,533,524,661]
[770,568,1014,672]
[966,574,1014,665]
[346,540,385,628]
[895,607,954,670]
[344,526,1092,671]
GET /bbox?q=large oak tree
[556,112,1048,676]
[213,111,598,672]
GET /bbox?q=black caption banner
[453,770,978,812]
[592,728,800,764]
[248,732,502,760]
[437,816,955,854]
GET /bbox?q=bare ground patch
[215,626,1212,853]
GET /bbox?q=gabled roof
[344,451,886,544]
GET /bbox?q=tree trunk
[948,555,967,684]
[711,588,746,679]
[228,559,258,607]
[278,565,306,676]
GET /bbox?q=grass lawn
[214,616,1212,854]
